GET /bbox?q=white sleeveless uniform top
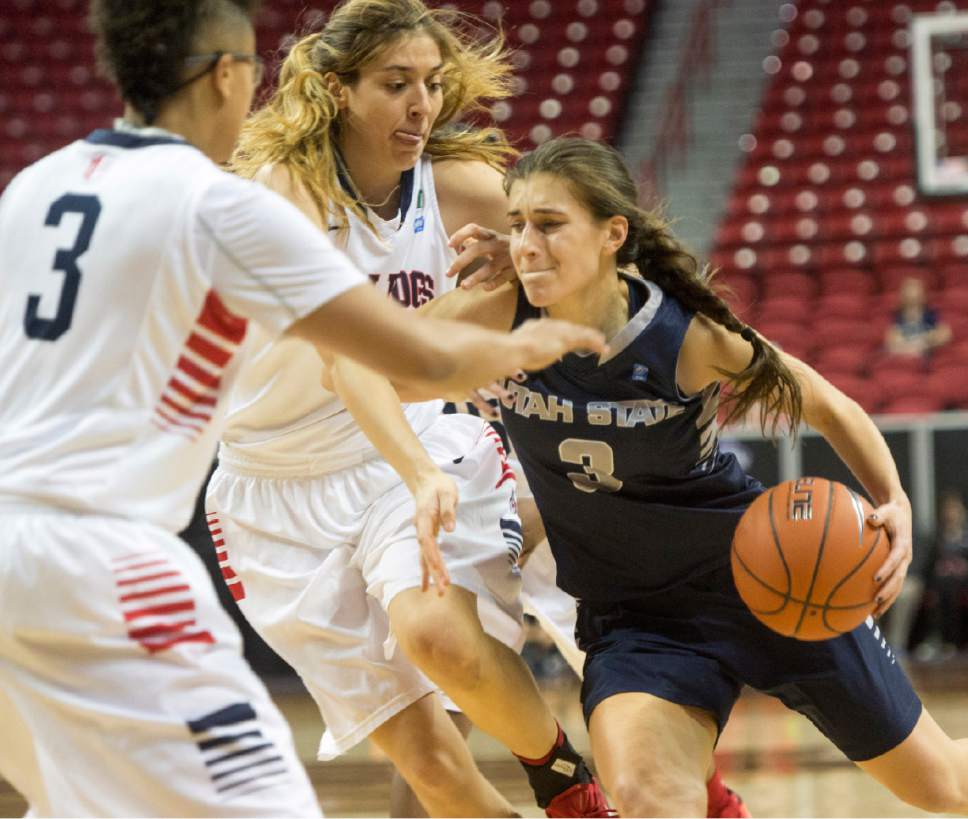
[220,156,455,475]
[0,124,365,531]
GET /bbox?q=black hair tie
[740,327,756,342]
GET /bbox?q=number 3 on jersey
[559,438,623,493]
[24,194,102,341]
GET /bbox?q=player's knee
[398,620,484,690]
[609,769,706,818]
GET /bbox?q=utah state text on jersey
[500,379,685,428]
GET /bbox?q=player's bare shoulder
[253,163,327,230]
[432,158,508,236]
[678,313,755,395]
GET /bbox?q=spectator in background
[883,529,931,660]
[920,490,968,659]
[884,276,951,359]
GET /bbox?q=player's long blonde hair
[232,0,515,229]
[505,137,804,438]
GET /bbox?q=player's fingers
[415,503,439,559]
[873,559,909,617]
[481,265,517,291]
[468,389,499,419]
[447,238,504,280]
[488,380,513,404]
[459,262,496,290]
[447,222,495,251]
[439,486,458,534]
[420,554,430,593]
[870,508,908,584]
[429,544,451,595]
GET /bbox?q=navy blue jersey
[500,274,762,602]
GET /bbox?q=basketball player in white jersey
[0,1,606,815]
[205,2,613,816]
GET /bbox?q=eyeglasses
[183,51,265,86]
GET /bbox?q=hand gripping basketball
[730,478,890,641]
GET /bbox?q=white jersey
[221,156,455,475]
[0,126,365,531]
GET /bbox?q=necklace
[359,183,400,211]
[334,146,400,213]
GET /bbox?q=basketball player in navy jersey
[408,136,968,817]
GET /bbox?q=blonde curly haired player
[205,1,614,815]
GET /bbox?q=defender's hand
[412,469,458,595]
[508,318,607,373]
[447,224,515,291]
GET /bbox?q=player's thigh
[588,692,715,816]
[0,514,318,817]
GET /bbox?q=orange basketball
[730,477,889,641]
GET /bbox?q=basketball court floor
[1,660,966,817]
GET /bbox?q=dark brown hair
[505,137,802,437]
[90,0,256,123]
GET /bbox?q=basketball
[731,478,889,641]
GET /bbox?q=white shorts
[504,453,584,676]
[205,413,524,760]
[0,509,319,818]
[521,540,585,677]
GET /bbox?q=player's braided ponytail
[505,136,802,437]
[623,210,802,435]
[90,0,255,124]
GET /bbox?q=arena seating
[0,0,652,190]
[710,0,968,413]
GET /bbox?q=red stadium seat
[818,267,877,296]
[924,365,968,409]
[813,316,882,350]
[759,271,817,301]
[816,292,871,320]
[879,395,944,415]
[750,296,812,325]
[813,344,870,377]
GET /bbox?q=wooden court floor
[2,661,968,817]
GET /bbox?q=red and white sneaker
[545,779,617,818]
[707,770,751,818]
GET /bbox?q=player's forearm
[809,392,906,507]
[330,356,440,491]
[290,284,603,393]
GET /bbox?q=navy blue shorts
[577,565,922,762]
